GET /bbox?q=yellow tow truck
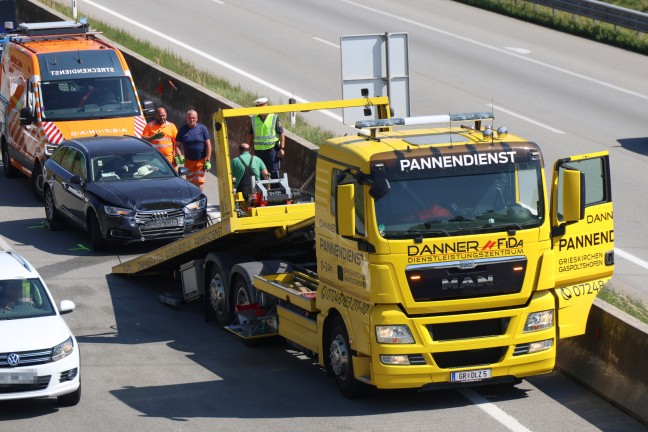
[113,97,614,397]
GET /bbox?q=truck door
[550,151,614,338]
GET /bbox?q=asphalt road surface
[1,1,647,430]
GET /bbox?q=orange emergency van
[0,20,152,199]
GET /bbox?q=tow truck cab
[311,113,613,391]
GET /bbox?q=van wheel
[2,144,18,178]
[44,187,66,230]
[57,384,81,406]
[89,213,107,252]
[327,316,369,398]
[31,162,44,201]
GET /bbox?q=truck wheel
[327,316,368,398]
[31,162,45,201]
[89,213,107,252]
[2,144,18,178]
[206,264,231,326]
[44,187,66,230]
[232,276,253,309]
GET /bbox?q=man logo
[441,275,494,290]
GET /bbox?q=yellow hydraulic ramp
[111,96,391,276]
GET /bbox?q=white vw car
[0,249,80,405]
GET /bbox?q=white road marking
[81,0,344,122]
[341,0,648,101]
[490,104,565,134]
[615,248,648,270]
[312,37,340,49]
[460,389,533,432]
[506,47,531,55]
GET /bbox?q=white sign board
[340,32,410,125]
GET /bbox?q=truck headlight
[523,310,554,332]
[376,325,415,344]
[104,205,133,216]
[52,336,74,361]
[528,339,553,353]
[185,196,207,211]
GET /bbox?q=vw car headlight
[104,205,133,216]
[524,310,554,332]
[376,325,415,344]
[185,196,207,211]
[52,336,75,361]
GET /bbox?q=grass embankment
[455,0,648,55]
[37,0,648,324]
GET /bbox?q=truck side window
[556,157,608,220]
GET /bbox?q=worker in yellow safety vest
[247,97,285,179]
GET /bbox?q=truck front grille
[432,347,507,369]
[428,317,510,341]
[406,256,527,301]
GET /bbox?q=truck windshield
[39,77,140,121]
[374,160,543,238]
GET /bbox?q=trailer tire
[206,263,231,325]
[327,315,369,398]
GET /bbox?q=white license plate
[0,370,37,384]
[450,368,492,383]
[145,218,181,228]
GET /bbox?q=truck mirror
[19,107,34,125]
[369,178,390,200]
[69,175,82,185]
[336,183,356,237]
[560,168,585,222]
[142,100,155,119]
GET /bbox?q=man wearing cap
[248,97,285,179]
[176,110,212,191]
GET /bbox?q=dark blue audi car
[43,136,208,251]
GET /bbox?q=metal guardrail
[526,0,648,33]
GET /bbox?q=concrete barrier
[17,0,648,425]
[557,299,648,424]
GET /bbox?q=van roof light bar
[355,112,494,129]
[16,20,90,37]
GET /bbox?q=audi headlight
[52,336,74,361]
[524,310,554,332]
[185,196,207,211]
[376,325,415,344]
[104,205,133,216]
